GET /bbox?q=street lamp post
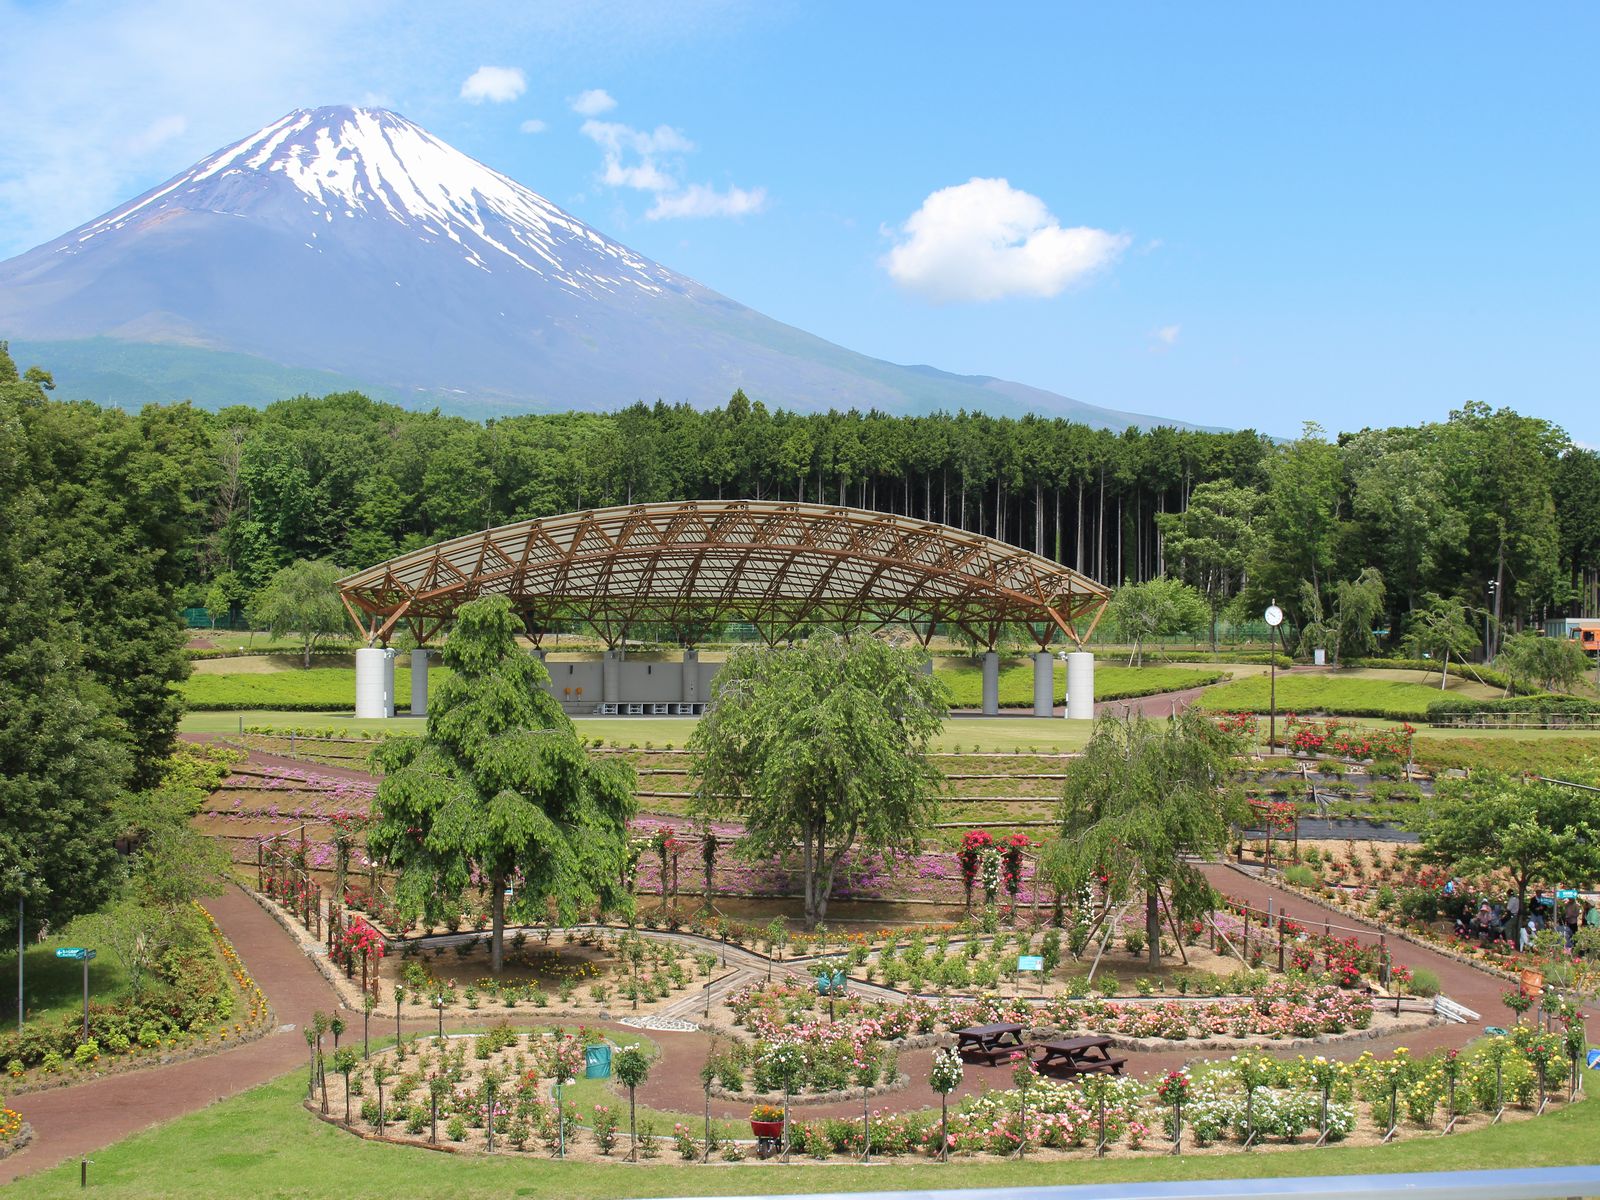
[1264,603,1285,752]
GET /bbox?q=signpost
[1018,955,1045,995]
[55,947,96,1038]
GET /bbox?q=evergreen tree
[367,597,635,973]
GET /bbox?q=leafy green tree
[368,596,636,974]
[1401,592,1481,688]
[690,635,947,928]
[1156,481,1261,650]
[251,558,348,667]
[1105,576,1207,666]
[1046,710,1244,967]
[1249,423,1344,612]
[1494,631,1592,695]
[1296,568,1385,665]
[613,1044,651,1161]
[1413,774,1599,916]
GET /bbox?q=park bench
[954,1022,1030,1064]
[1032,1036,1127,1079]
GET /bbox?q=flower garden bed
[310,1022,1583,1164]
[0,1107,31,1160]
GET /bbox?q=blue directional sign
[1017,955,1044,972]
[1588,1049,1600,1070]
[54,947,95,961]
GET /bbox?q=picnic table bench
[953,1022,1029,1064]
[1032,1035,1127,1078]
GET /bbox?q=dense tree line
[6,345,1600,656]
[2,345,210,939]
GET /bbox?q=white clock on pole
[1264,604,1284,628]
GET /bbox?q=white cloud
[127,114,187,155]
[460,65,526,103]
[1153,323,1181,347]
[519,117,548,134]
[569,88,617,116]
[883,178,1129,303]
[647,182,766,220]
[581,119,693,192]
[579,113,763,220]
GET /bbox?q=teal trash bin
[585,1043,612,1079]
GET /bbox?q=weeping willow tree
[367,597,636,974]
[1046,709,1244,967]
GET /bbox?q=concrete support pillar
[1033,652,1055,717]
[409,648,430,717]
[920,657,934,675]
[981,651,1000,716]
[356,647,396,718]
[682,649,700,703]
[602,650,621,705]
[1066,651,1095,720]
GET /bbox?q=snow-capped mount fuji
[0,105,1199,428]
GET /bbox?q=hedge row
[1427,695,1600,720]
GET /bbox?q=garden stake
[1493,1056,1504,1124]
[940,1092,949,1163]
[430,1091,437,1144]
[80,1157,90,1188]
[1242,1088,1256,1151]
[394,984,404,1044]
[1537,1060,1547,1115]
[1096,1093,1106,1157]
[557,1078,565,1158]
[862,1087,870,1164]
[1314,1082,1330,1146]
[1170,1099,1181,1155]
[1382,1081,1398,1143]
[376,1082,385,1135]
[781,1089,790,1163]
[486,1080,495,1152]
[1445,1077,1458,1134]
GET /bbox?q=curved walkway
[0,885,339,1183]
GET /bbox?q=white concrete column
[1033,652,1055,717]
[682,649,699,703]
[380,648,398,718]
[981,651,1000,716]
[355,647,389,719]
[602,649,621,705]
[1066,651,1095,720]
[409,648,430,717]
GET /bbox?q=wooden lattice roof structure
[337,500,1109,650]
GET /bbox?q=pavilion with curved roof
[337,500,1109,720]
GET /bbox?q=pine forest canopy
[3,342,1598,649]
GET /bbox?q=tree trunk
[1146,887,1161,968]
[490,869,506,975]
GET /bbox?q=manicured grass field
[938,662,1225,708]
[178,709,1098,753]
[6,1060,1596,1198]
[2,927,133,1026]
[180,661,1219,713]
[1194,670,1495,721]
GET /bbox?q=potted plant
[749,1103,785,1139]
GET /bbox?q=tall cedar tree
[689,635,947,929]
[367,597,635,973]
[1048,710,1244,967]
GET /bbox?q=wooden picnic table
[953,1022,1028,1064]
[1032,1035,1127,1078]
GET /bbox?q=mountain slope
[0,105,1206,430]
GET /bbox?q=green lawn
[939,662,1224,707]
[181,661,1220,714]
[2,926,132,1026]
[7,1062,1597,1198]
[1194,671,1488,721]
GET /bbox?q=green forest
[6,341,1600,654]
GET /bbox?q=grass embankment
[939,662,1224,708]
[7,1059,1597,1198]
[2,929,133,1026]
[180,661,1219,713]
[1195,669,1499,721]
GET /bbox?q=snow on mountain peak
[72,105,675,295]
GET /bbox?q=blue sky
[1,1,1595,441]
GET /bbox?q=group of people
[1456,890,1598,950]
